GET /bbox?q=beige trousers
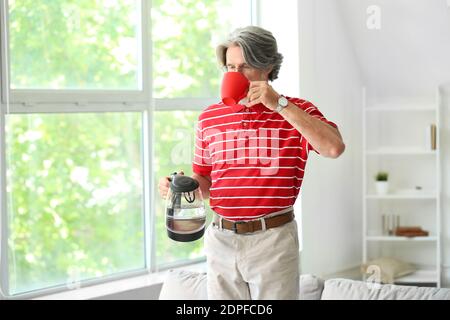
[204,218,300,300]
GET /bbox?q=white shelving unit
[362,87,442,287]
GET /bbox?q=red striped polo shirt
[192,97,337,221]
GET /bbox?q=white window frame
[0,0,8,300]
[152,0,258,269]
[0,0,153,299]
[1,0,149,106]
[152,0,259,112]
[0,0,259,299]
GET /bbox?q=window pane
[9,0,141,90]
[152,0,252,98]
[153,111,212,267]
[6,113,144,295]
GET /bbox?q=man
[159,26,345,300]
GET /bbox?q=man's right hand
[158,170,184,199]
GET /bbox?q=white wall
[259,1,450,284]
[337,0,450,287]
[258,0,300,98]
[258,0,304,248]
[338,0,450,103]
[296,0,364,277]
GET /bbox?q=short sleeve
[290,98,338,154]
[192,116,212,176]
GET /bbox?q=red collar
[229,104,245,113]
[228,103,267,113]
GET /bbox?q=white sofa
[159,269,450,300]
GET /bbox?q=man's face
[225,45,270,82]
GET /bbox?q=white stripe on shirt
[211,166,305,173]
[213,176,303,181]
[208,136,301,148]
[210,196,296,199]
[204,128,296,140]
[210,186,301,190]
[211,205,292,209]
[212,156,306,163]
[199,112,257,123]
[209,146,302,157]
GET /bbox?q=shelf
[365,106,436,112]
[366,236,437,242]
[366,194,437,200]
[366,148,437,155]
[362,88,441,286]
[394,269,438,284]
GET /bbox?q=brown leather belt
[212,210,294,234]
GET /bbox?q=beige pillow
[158,269,207,300]
[360,257,416,284]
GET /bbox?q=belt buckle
[231,221,246,234]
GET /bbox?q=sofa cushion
[158,269,450,300]
[321,278,450,300]
[299,274,324,300]
[158,269,207,300]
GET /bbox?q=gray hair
[216,26,283,81]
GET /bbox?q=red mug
[221,72,250,107]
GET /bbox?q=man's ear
[263,66,273,81]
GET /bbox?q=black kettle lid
[170,174,199,193]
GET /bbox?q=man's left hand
[246,81,279,110]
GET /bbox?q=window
[1,0,255,297]
[152,0,253,268]
[1,0,148,297]
[152,0,253,99]
[5,113,144,295]
[8,0,141,90]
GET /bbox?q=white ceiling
[338,0,450,101]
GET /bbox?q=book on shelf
[395,226,429,237]
[426,124,437,150]
[431,124,436,150]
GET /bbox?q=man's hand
[192,173,212,199]
[246,81,280,110]
[158,170,184,199]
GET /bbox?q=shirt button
[242,123,247,127]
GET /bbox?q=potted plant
[375,171,389,195]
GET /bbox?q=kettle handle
[169,171,177,181]
[168,171,181,182]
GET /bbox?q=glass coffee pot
[165,172,206,242]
